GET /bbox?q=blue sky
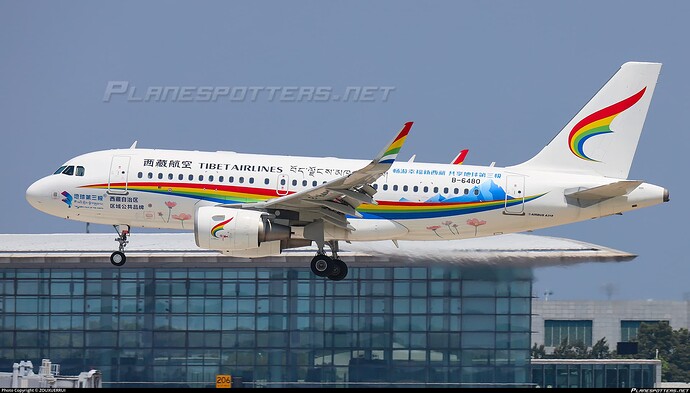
[2,1,688,300]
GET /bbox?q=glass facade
[620,321,665,342]
[531,361,659,388]
[0,265,533,388]
[544,320,593,347]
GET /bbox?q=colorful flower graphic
[426,225,442,238]
[163,201,177,222]
[466,218,487,236]
[172,213,192,228]
[441,220,454,235]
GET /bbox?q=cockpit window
[62,166,75,176]
[53,166,67,175]
[76,166,85,176]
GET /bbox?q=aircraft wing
[224,122,413,229]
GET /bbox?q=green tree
[635,322,690,382]
[590,337,611,359]
[553,338,589,359]
[531,343,546,359]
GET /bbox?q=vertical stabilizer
[512,62,661,179]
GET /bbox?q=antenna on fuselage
[129,141,138,149]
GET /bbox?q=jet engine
[194,206,291,251]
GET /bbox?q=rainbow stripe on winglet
[568,87,646,161]
[377,122,413,164]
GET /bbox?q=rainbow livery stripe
[568,87,646,161]
[380,122,412,164]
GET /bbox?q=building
[531,359,661,388]
[0,233,633,388]
[532,300,690,350]
[0,358,102,388]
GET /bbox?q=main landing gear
[110,224,130,267]
[310,240,348,281]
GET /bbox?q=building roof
[0,233,635,268]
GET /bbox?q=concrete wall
[532,300,690,349]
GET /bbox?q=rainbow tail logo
[568,88,646,161]
[61,191,72,208]
[211,217,233,238]
[514,62,661,179]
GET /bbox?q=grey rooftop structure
[0,232,635,268]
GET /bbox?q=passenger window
[474,189,479,195]
[249,177,254,184]
[188,174,193,181]
[312,181,317,187]
[292,179,297,186]
[454,188,459,194]
[239,177,244,184]
[138,172,143,179]
[373,184,378,190]
[158,173,163,180]
[393,185,398,191]
[433,187,439,193]
[280,179,286,186]
[413,186,418,192]
[403,185,408,192]
[443,187,449,194]
[464,188,469,195]
[53,166,67,175]
[168,173,173,180]
[302,180,307,187]
[179,174,184,181]
[199,175,204,181]
[209,175,214,182]
[229,176,234,183]
[76,166,85,176]
[148,172,153,179]
[264,178,269,185]
[219,176,224,182]
[62,166,75,176]
[383,184,388,191]
[423,186,429,193]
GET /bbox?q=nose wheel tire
[110,251,126,267]
[310,255,332,277]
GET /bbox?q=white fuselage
[26,148,667,244]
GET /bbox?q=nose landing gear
[110,225,130,267]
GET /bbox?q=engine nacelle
[194,206,291,251]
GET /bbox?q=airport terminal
[1,232,670,388]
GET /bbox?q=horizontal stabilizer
[565,180,642,207]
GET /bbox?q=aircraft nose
[26,178,49,210]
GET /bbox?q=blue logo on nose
[61,191,73,208]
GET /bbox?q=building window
[621,320,664,342]
[544,320,593,346]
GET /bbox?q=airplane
[26,62,669,281]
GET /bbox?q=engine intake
[195,206,291,251]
